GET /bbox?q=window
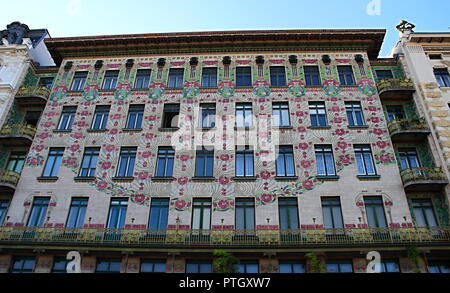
[195,147,214,178]
[309,102,328,127]
[148,198,169,230]
[375,70,394,81]
[346,102,365,127]
[57,106,77,130]
[429,54,442,60]
[380,260,400,273]
[186,261,213,273]
[278,198,299,229]
[10,257,35,273]
[412,199,438,227]
[236,67,252,87]
[168,68,184,88]
[235,261,259,273]
[235,103,253,128]
[134,69,151,89]
[235,146,254,177]
[199,103,216,128]
[201,68,217,87]
[95,258,121,273]
[79,148,100,178]
[155,147,175,178]
[125,105,144,130]
[140,260,166,273]
[38,77,54,89]
[354,145,377,176]
[91,105,110,130]
[0,200,9,224]
[279,261,306,273]
[27,197,50,227]
[364,197,387,228]
[106,198,128,229]
[52,257,68,273]
[272,102,290,127]
[70,72,87,91]
[434,68,450,87]
[235,198,255,230]
[386,105,405,122]
[315,145,336,176]
[326,260,353,273]
[276,146,296,177]
[6,152,26,174]
[192,199,212,230]
[24,111,42,127]
[270,66,286,86]
[42,148,64,178]
[66,198,88,228]
[398,148,420,170]
[321,197,344,229]
[162,104,180,129]
[102,70,119,90]
[304,66,321,86]
[428,261,450,273]
[116,148,137,178]
[338,66,355,86]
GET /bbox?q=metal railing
[0,124,37,138]
[376,78,414,93]
[16,86,51,100]
[387,118,429,135]
[0,170,20,187]
[0,226,449,247]
[400,167,447,186]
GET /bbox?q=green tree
[305,252,326,273]
[213,249,240,273]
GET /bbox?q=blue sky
[2,0,450,57]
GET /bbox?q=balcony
[0,124,37,146]
[15,86,51,105]
[377,78,415,100]
[0,170,20,193]
[0,226,449,249]
[388,118,431,142]
[400,167,448,192]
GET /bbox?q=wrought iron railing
[16,86,51,100]
[0,170,20,187]
[387,118,430,134]
[0,124,37,138]
[0,226,449,247]
[377,78,414,93]
[400,167,447,185]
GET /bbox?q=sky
[2,0,450,57]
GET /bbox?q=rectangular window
[162,104,180,129]
[321,197,344,229]
[10,257,35,273]
[134,69,151,89]
[27,197,50,227]
[434,68,450,87]
[155,147,175,178]
[278,198,299,229]
[39,77,54,89]
[375,70,394,81]
[79,148,100,178]
[276,146,296,177]
[386,105,405,122]
[338,66,355,86]
[309,102,328,127]
[398,148,420,170]
[192,198,212,230]
[57,106,77,130]
[235,260,259,273]
[24,111,42,127]
[148,198,169,230]
[346,102,365,127]
[199,103,216,128]
[125,105,144,129]
[168,68,184,88]
[235,198,255,230]
[428,261,450,273]
[364,197,387,228]
[304,66,321,86]
[272,102,290,127]
[195,147,214,178]
[326,260,353,273]
[95,258,121,273]
[380,260,400,273]
[52,257,68,273]
[102,70,119,90]
[201,68,218,87]
[236,67,252,87]
[412,199,438,227]
[106,198,128,229]
[279,261,306,273]
[235,146,254,177]
[42,148,64,178]
[270,66,287,86]
[186,261,213,273]
[354,145,377,176]
[315,145,336,176]
[140,260,166,273]
[70,72,87,91]
[0,200,9,225]
[236,103,253,128]
[116,147,137,178]
[66,198,88,228]
[6,152,26,174]
[91,105,110,130]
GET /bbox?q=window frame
[134,69,152,89]
[42,148,65,178]
[167,68,185,89]
[354,145,377,176]
[275,145,296,177]
[102,70,119,90]
[235,67,252,87]
[155,147,175,178]
[116,147,137,178]
[70,72,88,91]
[315,145,337,176]
[57,106,77,131]
[270,66,287,87]
[235,146,255,178]
[201,67,218,88]
[91,105,110,130]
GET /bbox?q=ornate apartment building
[0,25,449,274]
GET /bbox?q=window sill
[37,176,58,182]
[53,129,72,133]
[274,176,298,181]
[348,125,369,129]
[273,126,293,130]
[158,127,180,132]
[152,177,176,182]
[233,176,257,181]
[357,175,381,180]
[66,90,84,94]
[191,176,216,181]
[87,129,108,133]
[234,126,255,131]
[122,128,143,132]
[99,89,116,93]
[305,85,323,88]
[197,127,217,131]
[316,175,340,180]
[309,126,332,130]
[112,177,135,182]
[74,176,96,182]
[165,87,183,90]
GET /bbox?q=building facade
[0,27,449,274]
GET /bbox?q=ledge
[86,129,108,133]
[348,125,369,129]
[196,127,217,131]
[275,176,298,181]
[191,177,216,181]
[74,176,96,182]
[36,176,59,182]
[232,176,258,181]
[151,177,176,182]
[111,177,135,182]
[357,175,381,180]
[309,125,332,130]
[273,126,293,130]
[53,129,72,133]
[316,175,340,180]
[234,126,255,131]
[158,127,180,132]
[122,128,143,132]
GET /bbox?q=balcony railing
[15,86,51,103]
[400,167,448,190]
[0,124,37,140]
[0,226,449,248]
[387,118,430,141]
[0,170,20,188]
[377,78,415,99]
